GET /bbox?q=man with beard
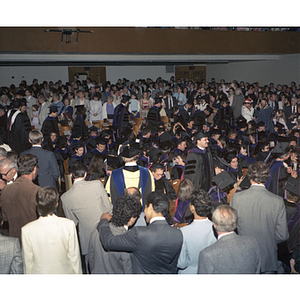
[184,131,215,191]
[1,154,40,242]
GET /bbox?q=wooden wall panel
[0,27,299,54]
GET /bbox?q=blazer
[21,215,82,274]
[230,185,289,273]
[1,177,40,241]
[61,179,113,255]
[88,222,132,274]
[198,232,261,274]
[102,102,116,120]
[0,233,23,274]
[21,145,60,189]
[98,218,183,274]
[177,218,217,274]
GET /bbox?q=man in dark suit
[98,191,183,274]
[21,130,60,189]
[230,161,289,273]
[284,96,298,130]
[198,205,261,274]
[163,90,177,118]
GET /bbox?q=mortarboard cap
[89,126,99,133]
[285,176,300,197]
[49,106,58,113]
[212,171,236,190]
[158,131,173,142]
[214,156,230,170]
[96,137,107,145]
[240,174,251,189]
[194,131,207,142]
[272,142,290,155]
[119,142,140,158]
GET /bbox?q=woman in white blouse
[89,92,103,122]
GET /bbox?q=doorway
[175,66,206,82]
[68,67,106,85]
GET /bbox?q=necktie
[293,106,295,114]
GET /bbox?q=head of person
[176,138,187,151]
[0,147,7,161]
[144,191,171,224]
[247,161,271,184]
[17,154,38,179]
[150,164,165,181]
[36,186,59,217]
[29,129,43,145]
[212,204,238,234]
[177,179,194,202]
[96,138,106,153]
[226,152,239,170]
[0,158,17,182]
[87,153,105,177]
[70,161,88,180]
[194,132,209,148]
[110,195,142,228]
[120,143,140,164]
[49,106,58,117]
[122,187,142,203]
[189,189,214,218]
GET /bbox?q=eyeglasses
[0,167,14,179]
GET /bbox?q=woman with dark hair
[226,152,243,181]
[173,179,194,224]
[85,154,106,181]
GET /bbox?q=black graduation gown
[8,111,32,154]
[41,116,59,139]
[72,116,89,140]
[146,105,161,133]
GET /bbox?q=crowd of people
[0,74,299,274]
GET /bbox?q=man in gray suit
[198,205,261,274]
[88,195,141,274]
[230,161,289,273]
[61,161,112,273]
[20,130,60,189]
[37,94,49,129]
[231,87,245,121]
[0,207,23,274]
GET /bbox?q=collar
[251,183,265,187]
[125,162,137,166]
[149,216,165,224]
[218,231,235,240]
[74,178,85,183]
[194,217,208,222]
[197,145,205,151]
[33,145,42,147]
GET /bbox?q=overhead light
[44,29,92,44]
